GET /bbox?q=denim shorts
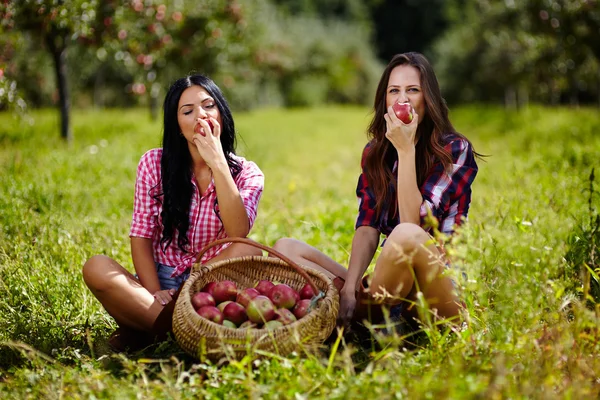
[156,263,190,291]
[135,263,190,291]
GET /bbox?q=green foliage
[2,105,600,397]
[434,0,600,105]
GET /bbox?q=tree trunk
[47,35,72,142]
[504,86,517,110]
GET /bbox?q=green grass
[1,104,599,398]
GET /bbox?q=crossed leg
[82,242,263,331]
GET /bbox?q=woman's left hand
[384,105,419,153]
[192,117,227,170]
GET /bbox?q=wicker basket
[172,237,339,362]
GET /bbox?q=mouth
[194,119,214,136]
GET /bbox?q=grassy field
[0,104,599,398]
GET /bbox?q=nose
[196,106,208,119]
[398,90,409,104]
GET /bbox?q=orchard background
[1,1,600,398]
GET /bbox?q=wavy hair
[158,74,242,253]
[364,52,476,218]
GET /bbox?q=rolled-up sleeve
[419,138,478,235]
[129,149,161,239]
[235,160,264,229]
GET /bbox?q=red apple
[264,320,283,330]
[212,280,238,303]
[392,102,414,124]
[196,306,223,324]
[255,280,275,296]
[217,300,233,313]
[274,308,297,325]
[202,282,217,295]
[191,292,216,310]
[246,295,276,324]
[239,320,257,329]
[268,284,298,309]
[223,320,237,329]
[293,299,312,319]
[237,287,260,308]
[223,302,248,326]
[299,283,316,300]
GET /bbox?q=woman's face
[385,65,426,123]
[177,85,222,144]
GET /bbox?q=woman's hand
[337,287,357,328]
[384,105,419,153]
[193,117,228,170]
[153,289,176,306]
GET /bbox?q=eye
[204,102,216,109]
[389,88,399,94]
[183,110,193,115]
[408,88,420,93]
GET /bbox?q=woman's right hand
[337,288,357,328]
[153,289,176,306]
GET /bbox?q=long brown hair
[364,52,471,218]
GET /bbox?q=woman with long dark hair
[83,75,264,349]
[274,52,479,327]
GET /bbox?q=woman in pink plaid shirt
[274,52,479,330]
[82,75,264,350]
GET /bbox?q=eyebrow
[387,84,421,88]
[178,97,214,111]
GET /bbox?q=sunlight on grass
[1,105,599,398]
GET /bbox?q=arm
[396,147,422,225]
[194,119,264,238]
[131,236,160,293]
[211,162,252,238]
[342,226,380,294]
[384,104,422,225]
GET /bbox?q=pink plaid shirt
[129,149,264,277]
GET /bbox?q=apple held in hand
[392,102,414,124]
[191,292,216,310]
[195,119,214,137]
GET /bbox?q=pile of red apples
[191,279,317,330]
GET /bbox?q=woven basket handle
[194,237,322,297]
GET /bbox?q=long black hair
[158,74,242,253]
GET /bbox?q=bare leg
[82,242,264,331]
[82,255,161,331]
[272,238,348,280]
[368,223,460,321]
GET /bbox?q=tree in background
[433,0,600,107]
[1,0,117,142]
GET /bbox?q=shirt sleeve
[234,159,265,229]
[129,150,161,239]
[355,143,380,231]
[419,138,478,235]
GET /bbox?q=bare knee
[272,238,305,257]
[82,255,117,292]
[386,223,431,252]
